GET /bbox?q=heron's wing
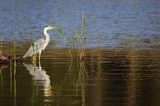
[35,38,45,52]
[23,38,45,58]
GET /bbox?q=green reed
[28,33,37,65]
[0,34,2,54]
[54,24,73,59]
[32,43,37,65]
[13,32,17,105]
[32,43,37,64]
[81,12,86,39]
[76,13,86,60]
[13,32,16,65]
[56,13,86,60]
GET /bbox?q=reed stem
[13,32,16,65]
[0,34,2,54]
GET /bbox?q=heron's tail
[23,53,28,59]
[23,51,30,59]
[23,46,33,59]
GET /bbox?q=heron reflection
[23,63,52,97]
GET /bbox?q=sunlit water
[0,0,160,49]
[0,0,160,106]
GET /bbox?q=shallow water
[0,0,160,49]
[0,47,160,106]
[0,0,160,105]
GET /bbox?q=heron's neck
[44,29,50,41]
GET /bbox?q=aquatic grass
[54,24,73,59]
[32,75,39,103]
[55,13,86,60]
[29,34,37,65]
[9,59,12,92]
[13,32,17,66]
[13,32,17,106]
[0,69,3,88]
[81,12,86,39]
[62,13,87,101]
[57,25,73,59]
[32,43,37,65]
[13,57,17,106]
[75,30,82,60]
[0,34,2,55]
[68,44,73,59]
[76,14,87,103]
[79,60,86,105]
[80,12,86,56]
[75,13,86,61]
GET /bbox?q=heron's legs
[38,52,41,68]
[39,52,41,62]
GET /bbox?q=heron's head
[44,25,64,35]
[44,25,59,31]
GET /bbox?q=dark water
[0,0,160,49]
[0,0,160,106]
[0,48,160,106]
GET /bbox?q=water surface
[0,0,160,105]
[0,47,160,106]
[0,0,160,49]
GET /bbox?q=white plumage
[23,39,45,58]
[23,26,57,61]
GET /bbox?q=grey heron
[23,26,58,62]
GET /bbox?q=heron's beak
[51,25,64,35]
[47,25,64,36]
[50,26,58,29]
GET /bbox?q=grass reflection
[61,49,87,105]
[78,56,87,106]
[0,65,5,89]
[13,59,17,106]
